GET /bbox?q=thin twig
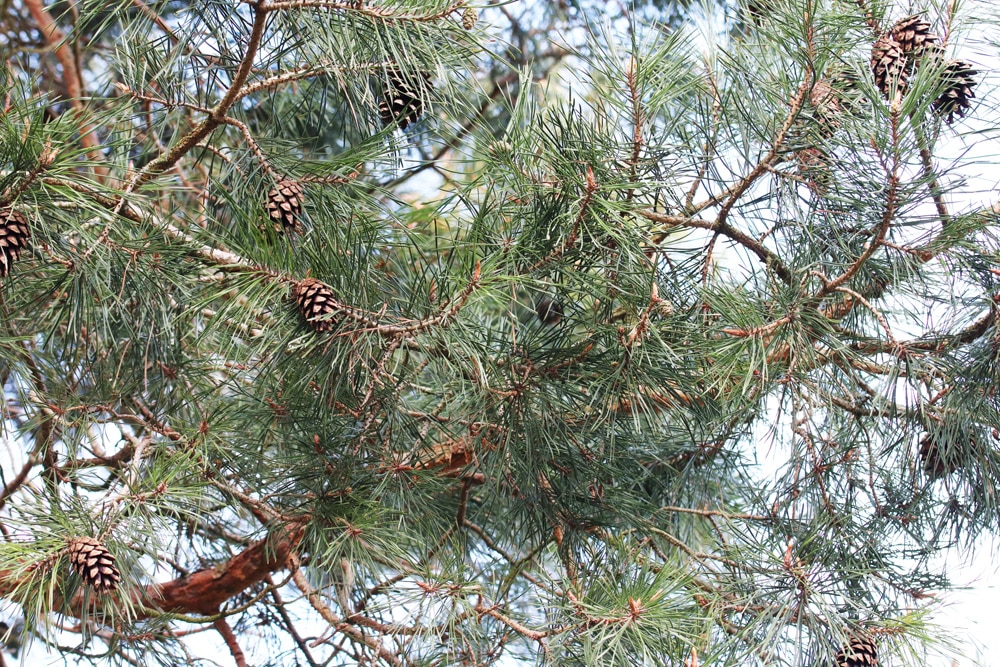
[288,554,406,667]
[213,618,247,667]
[816,108,900,297]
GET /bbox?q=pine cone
[292,278,339,332]
[919,430,962,479]
[379,69,431,130]
[266,179,304,233]
[746,0,767,24]
[890,15,939,59]
[461,7,477,30]
[870,35,908,98]
[535,298,563,325]
[67,537,120,593]
[652,297,674,319]
[933,60,977,123]
[810,79,837,110]
[835,636,878,667]
[828,69,867,113]
[795,146,830,195]
[809,79,842,137]
[0,208,31,278]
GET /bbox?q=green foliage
[0,0,996,664]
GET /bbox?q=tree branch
[213,617,247,667]
[288,554,406,667]
[0,525,304,620]
[638,209,792,284]
[261,0,465,22]
[23,0,107,176]
[135,2,270,186]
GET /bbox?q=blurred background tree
[0,0,996,664]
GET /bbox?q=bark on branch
[24,0,107,176]
[131,524,304,617]
[0,525,303,621]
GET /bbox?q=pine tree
[0,0,995,665]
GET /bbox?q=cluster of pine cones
[870,15,977,122]
[18,53,444,589]
[747,4,978,124]
[268,62,434,333]
[263,181,344,331]
[263,3,460,241]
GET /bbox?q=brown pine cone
[67,537,121,592]
[292,278,340,332]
